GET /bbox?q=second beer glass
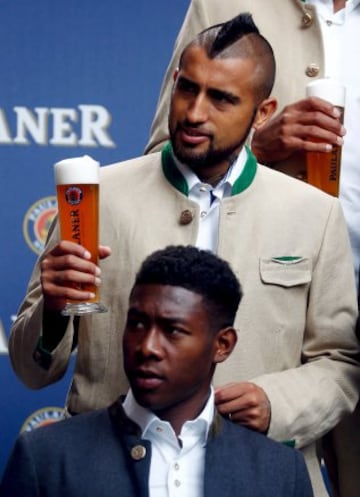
[54,155,107,315]
[306,78,346,197]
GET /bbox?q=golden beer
[54,156,106,315]
[306,79,346,197]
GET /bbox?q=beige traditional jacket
[10,146,360,497]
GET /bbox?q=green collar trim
[161,141,257,197]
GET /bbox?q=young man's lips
[133,371,164,389]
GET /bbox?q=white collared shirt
[174,147,247,252]
[123,388,215,497]
[306,0,360,283]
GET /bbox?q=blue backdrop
[0,0,190,473]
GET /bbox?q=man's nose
[138,328,164,359]
[186,94,208,123]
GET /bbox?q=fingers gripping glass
[54,156,107,316]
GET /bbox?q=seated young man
[1,245,313,496]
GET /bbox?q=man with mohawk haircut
[9,13,360,497]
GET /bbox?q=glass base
[61,302,107,316]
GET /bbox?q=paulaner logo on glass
[0,104,115,147]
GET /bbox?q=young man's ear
[253,97,277,130]
[213,327,237,364]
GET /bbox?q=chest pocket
[260,257,312,287]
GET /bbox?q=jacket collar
[161,141,257,197]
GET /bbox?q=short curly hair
[132,245,242,331]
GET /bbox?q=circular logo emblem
[23,196,57,255]
[65,186,83,205]
[20,406,65,433]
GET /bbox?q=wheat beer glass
[306,78,346,197]
[54,155,107,315]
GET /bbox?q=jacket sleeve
[8,219,75,389]
[144,0,212,154]
[253,200,360,448]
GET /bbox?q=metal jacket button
[305,63,320,77]
[179,209,193,225]
[131,445,146,460]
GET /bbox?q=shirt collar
[123,387,215,443]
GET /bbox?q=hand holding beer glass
[54,155,107,315]
[306,78,346,197]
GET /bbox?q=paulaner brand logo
[21,407,65,432]
[65,186,83,206]
[0,104,115,147]
[23,196,57,255]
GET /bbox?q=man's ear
[173,67,179,83]
[213,327,237,364]
[253,97,277,129]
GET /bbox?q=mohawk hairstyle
[207,12,260,58]
[132,245,242,330]
[179,11,276,101]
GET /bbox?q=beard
[170,128,244,169]
[169,110,257,170]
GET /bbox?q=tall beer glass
[54,155,107,315]
[306,78,346,197]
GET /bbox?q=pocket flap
[260,257,312,287]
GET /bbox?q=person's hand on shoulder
[215,382,271,433]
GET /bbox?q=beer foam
[306,78,345,107]
[54,155,100,184]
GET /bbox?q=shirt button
[174,462,180,470]
[199,186,208,192]
[156,426,163,432]
[326,19,333,26]
[174,480,181,487]
[200,211,207,218]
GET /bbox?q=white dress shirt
[174,147,248,252]
[307,0,360,283]
[123,388,215,497]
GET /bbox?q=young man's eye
[126,318,145,331]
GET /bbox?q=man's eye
[127,319,145,331]
[177,80,197,94]
[209,90,237,105]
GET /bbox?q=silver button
[305,63,320,77]
[131,445,146,460]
